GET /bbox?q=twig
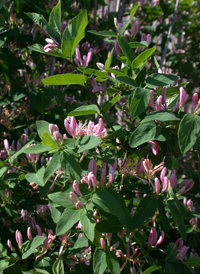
[117,0,126,23]
[49,57,56,76]
[85,85,115,131]
[160,0,180,70]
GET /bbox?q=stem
[49,57,56,76]
[117,0,126,23]
[160,0,180,69]
[85,85,115,131]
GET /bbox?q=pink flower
[179,87,189,108]
[131,22,139,37]
[88,159,97,177]
[27,227,33,241]
[15,230,23,249]
[154,177,160,194]
[100,238,106,251]
[148,141,160,155]
[192,93,198,112]
[73,180,82,197]
[148,228,158,246]
[43,38,58,53]
[108,164,115,187]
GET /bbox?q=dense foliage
[1,0,200,273]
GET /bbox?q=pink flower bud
[156,95,163,110]
[7,239,13,251]
[36,225,42,236]
[131,22,139,37]
[169,173,177,189]
[86,48,93,67]
[69,192,79,204]
[183,197,187,207]
[114,40,121,55]
[146,34,151,46]
[15,230,23,249]
[75,201,84,209]
[179,179,194,193]
[177,186,186,195]
[100,238,106,251]
[75,45,83,66]
[148,228,158,246]
[160,167,167,183]
[88,159,97,177]
[89,76,98,88]
[92,86,104,93]
[179,87,189,108]
[149,90,155,109]
[177,246,188,258]
[4,139,9,153]
[161,87,168,108]
[148,141,160,155]
[192,93,198,112]
[154,177,160,194]
[108,164,115,187]
[100,162,107,188]
[107,233,112,245]
[49,123,59,135]
[53,131,63,145]
[155,231,165,247]
[174,238,184,250]
[137,158,144,175]
[87,172,97,190]
[96,62,105,70]
[27,227,33,241]
[73,180,82,197]
[110,241,120,251]
[162,177,168,193]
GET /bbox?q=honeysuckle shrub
[1,1,200,274]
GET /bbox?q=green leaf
[129,41,148,48]
[0,166,9,178]
[52,259,64,274]
[130,121,161,148]
[56,208,80,235]
[61,10,88,57]
[157,200,168,230]
[25,167,45,187]
[68,104,100,116]
[80,209,96,242]
[178,113,200,154]
[92,189,132,231]
[185,257,200,267]
[96,220,123,233]
[36,120,50,139]
[116,76,137,88]
[43,151,61,184]
[28,44,66,58]
[9,140,34,164]
[102,94,122,113]
[119,3,139,35]
[48,191,75,208]
[105,49,113,69]
[22,236,46,260]
[42,74,87,86]
[69,235,89,250]
[117,35,136,64]
[93,248,107,274]
[165,262,176,273]
[49,0,61,41]
[146,73,179,88]
[41,132,58,149]
[167,198,186,240]
[25,13,53,38]
[76,135,102,153]
[143,265,161,274]
[60,149,81,181]
[131,47,156,69]
[129,88,150,120]
[106,250,120,274]
[23,144,53,154]
[105,68,126,76]
[141,110,180,123]
[88,30,117,37]
[132,196,157,229]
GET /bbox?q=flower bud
[69,192,79,204]
[88,159,97,177]
[148,228,158,246]
[114,40,121,55]
[179,87,189,108]
[100,238,106,251]
[131,22,139,37]
[75,201,84,209]
[86,48,93,67]
[73,180,82,197]
[27,227,33,241]
[7,239,13,251]
[154,177,160,194]
[15,230,23,249]
[192,93,198,112]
